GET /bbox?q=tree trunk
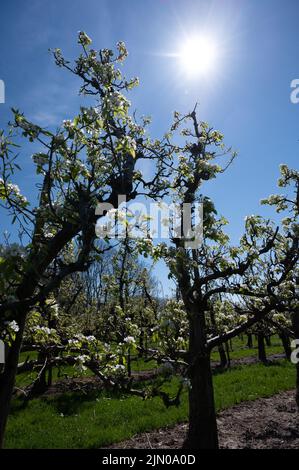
[279,332,291,360]
[47,365,53,387]
[257,334,267,363]
[183,308,218,449]
[265,335,271,347]
[225,341,231,367]
[145,334,148,359]
[139,329,144,350]
[218,344,227,368]
[127,351,131,377]
[47,351,53,388]
[247,334,253,348]
[0,313,27,448]
[296,362,299,410]
[291,305,299,409]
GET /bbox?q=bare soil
[106,390,299,449]
[211,353,285,369]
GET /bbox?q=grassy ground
[5,359,296,449]
[210,335,284,362]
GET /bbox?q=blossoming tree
[0,32,172,447]
[143,108,299,449]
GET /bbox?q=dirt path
[106,390,299,449]
[211,352,285,369]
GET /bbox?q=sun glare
[178,35,218,76]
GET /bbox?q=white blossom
[123,336,135,345]
[6,320,19,333]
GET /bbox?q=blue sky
[0,0,298,294]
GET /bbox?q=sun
[178,35,218,76]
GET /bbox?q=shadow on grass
[51,392,100,416]
[212,359,286,376]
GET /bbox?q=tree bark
[127,351,132,377]
[279,332,292,360]
[265,335,271,347]
[225,341,231,367]
[29,352,49,396]
[0,312,27,448]
[291,305,299,409]
[257,334,267,363]
[183,308,218,449]
[247,334,253,348]
[218,344,227,368]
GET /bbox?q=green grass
[210,335,284,362]
[19,351,38,362]
[131,358,158,372]
[5,360,296,449]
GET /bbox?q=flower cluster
[0,320,20,345]
[0,179,28,208]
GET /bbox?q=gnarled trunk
[183,308,218,449]
[0,313,27,448]
[291,306,299,409]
